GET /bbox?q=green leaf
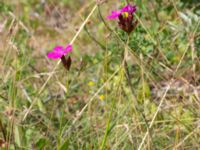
[14,125,25,147]
[36,138,47,150]
[59,140,69,150]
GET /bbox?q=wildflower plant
[106,3,138,87]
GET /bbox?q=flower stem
[126,0,130,4]
[0,117,6,142]
[123,36,134,96]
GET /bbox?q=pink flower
[107,10,122,19]
[121,4,136,14]
[107,4,136,20]
[107,4,137,34]
[47,44,72,59]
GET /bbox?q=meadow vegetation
[0,0,200,149]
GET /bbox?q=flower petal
[47,51,63,59]
[121,4,136,14]
[53,45,64,52]
[63,44,73,53]
[107,10,122,19]
[48,44,72,60]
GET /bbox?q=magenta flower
[107,10,122,19]
[47,44,72,59]
[107,4,137,34]
[121,4,136,14]
[107,4,136,20]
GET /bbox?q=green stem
[123,36,136,101]
[84,26,106,50]
[126,0,130,4]
[100,100,115,150]
[0,117,6,141]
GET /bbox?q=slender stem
[70,5,97,45]
[84,26,106,50]
[0,94,8,101]
[100,100,115,150]
[123,36,135,97]
[0,118,6,141]
[123,36,138,106]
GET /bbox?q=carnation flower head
[47,44,72,59]
[107,4,137,34]
[107,4,136,20]
[47,44,73,70]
